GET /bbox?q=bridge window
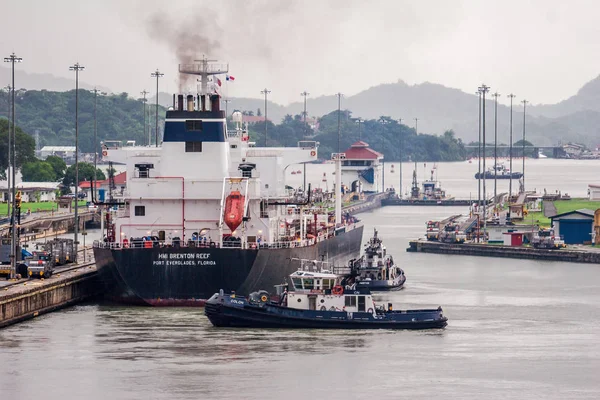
[134,206,145,216]
[185,120,203,131]
[185,141,203,152]
[344,296,357,307]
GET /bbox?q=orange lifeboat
[224,190,245,232]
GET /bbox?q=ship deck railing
[92,222,361,251]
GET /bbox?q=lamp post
[476,91,482,208]
[336,93,343,153]
[261,88,270,146]
[491,92,500,203]
[223,99,231,121]
[4,53,22,278]
[141,90,148,146]
[398,118,403,198]
[507,94,516,200]
[92,88,100,201]
[478,84,490,242]
[151,69,164,147]
[4,84,11,217]
[69,62,84,264]
[414,117,418,134]
[301,91,309,136]
[521,99,528,193]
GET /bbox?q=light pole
[141,90,148,146]
[69,62,84,264]
[151,69,164,147]
[336,93,343,152]
[414,117,418,134]
[479,84,490,242]
[92,88,100,201]
[4,84,11,217]
[491,91,500,203]
[4,53,22,278]
[476,91,482,208]
[521,99,528,193]
[398,118,403,198]
[507,94,516,200]
[261,88,270,146]
[223,99,231,121]
[301,91,309,136]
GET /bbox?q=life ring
[102,150,108,156]
[122,238,129,248]
[332,285,343,295]
[310,150,316,157]
[260,294,268,302]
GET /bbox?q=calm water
[1,160,600,399]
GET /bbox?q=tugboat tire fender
[320,306,327,311]
[367,308,374,313]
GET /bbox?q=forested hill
[0,89,165,152]
[0,89,465,161]
[246,111,466,162]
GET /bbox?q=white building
[588,184,600,201]
[40,146,76,161]
[341,141,384,193]
[0,182,59,203]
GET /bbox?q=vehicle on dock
[26,251,54,278]
[439,224,466,244]
[531,228,566,249]
[205,269,447,330]
[0,237,27,278]
[345,229,405,291]
[426,221,440,241]
[48,239,74,265]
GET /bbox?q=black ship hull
[93,224,364,306]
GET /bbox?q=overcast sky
[1,0,599,105]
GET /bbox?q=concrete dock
[0,248,104,329]
[407,239,600,264]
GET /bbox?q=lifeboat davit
[224,190,245,232]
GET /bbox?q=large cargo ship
[93,59,363,306]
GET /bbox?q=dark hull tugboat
[344,229,405,291]
[205,263,447,330]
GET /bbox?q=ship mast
[178,55,229,95]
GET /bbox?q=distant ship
[93,58,363,306]
[475,163,523,180]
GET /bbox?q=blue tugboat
[345,229,406,291]
[205,268,447,330]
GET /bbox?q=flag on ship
[226,75,235,81]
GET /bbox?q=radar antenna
[178,55,229,95]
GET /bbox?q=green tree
[62,162,106,192]
[45,155,67,180]
[0,119,36,179]
[21,160,56,182]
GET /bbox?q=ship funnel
[210,95,220,112]
[177,94,184,111]
[187,95,194,111]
